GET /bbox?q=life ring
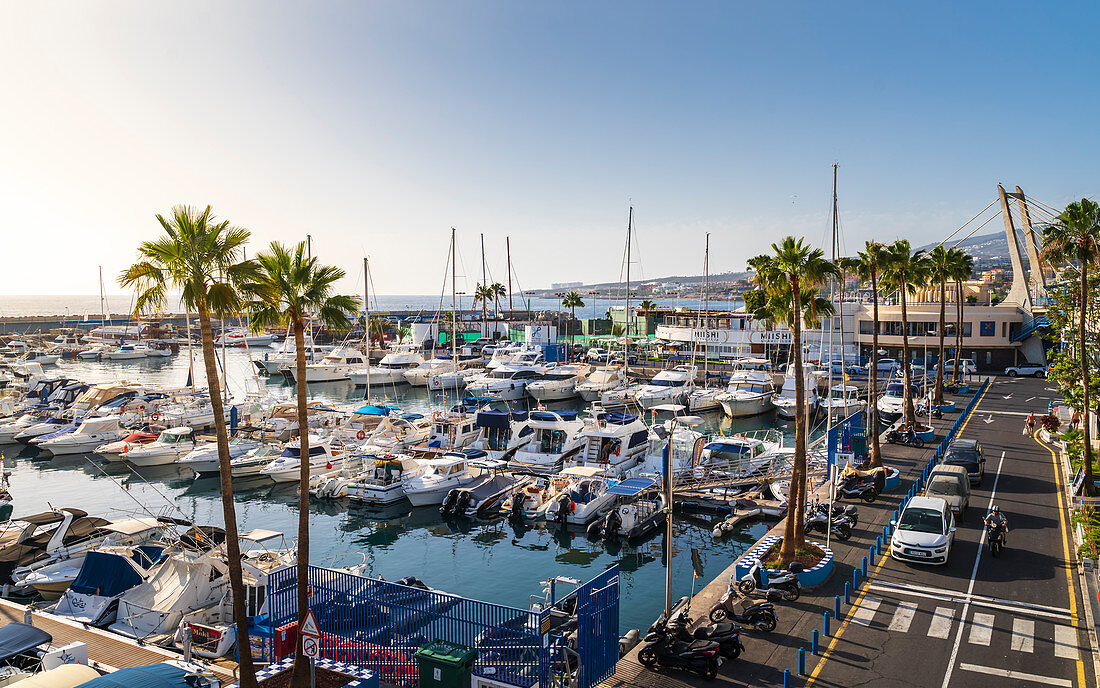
[614,444,622,456]
[119,405,127,414]
[356,430,367,441]
[568,500,576,514]
[151,413,160,422]
[433,411,444,422]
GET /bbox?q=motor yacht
[13,416,75,444]
[572,410,655,476]
[467,409,533,460]
[526,364,591,402]
[109,550,229,642]
[52,547,163,627]
[717,365,775,418]
[465,365,547,401]
[507,411,585,474]
[229,444,283,478]
[282,345,367,383]
[257,400,345,441]
[103,344,150,360]
[486,344,545,371]
[259,436,344,483]
[349,344,424,386]
[0,408,58,443]
[215,328,277,348]
[633,365,697,409]
[877,381,913,426]
[154,396,219,430]
[576,366,628,402]
[403,354,475,386]
[251,336,331,376]
[124,427,197,467]
[416,409,482,454]
[402,449,487,507]
[177,436,264,475]
[0,508,112,585]
[772,363,819,420]
[359,414,432,455]
[696,430,785,478]
[589,478,666,541]
[440,463,531,517]
[543,467,619,525]
[38,416,123,456]
[820,384,866,422]
[328,453,424,503]
[427,366,484,391]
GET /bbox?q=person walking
[1024,412,1036,436]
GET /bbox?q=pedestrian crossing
[850,595,1081,660]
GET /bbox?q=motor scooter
[736,559,802,601]
[708,584,778,630]
[987,521,1006,557]
[638,629,721,679]
[885,426,925,448]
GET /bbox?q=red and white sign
[302,635,319,659]
[306,584,314,598]
[300,609,320,638]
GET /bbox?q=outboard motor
[605,508,623,538]
[556,495,572,523]
[439,490,459,515]
[586,518,605,540]
[455,490,472,515]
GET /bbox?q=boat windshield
[897,507,945,534]
[649,379,684,388]
[280,445,327,458]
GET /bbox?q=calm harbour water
[0,346,794,633]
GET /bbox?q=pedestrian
[1024,412,1036,436]
[1072,410,1081,430]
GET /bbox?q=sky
[1,1,1097,298]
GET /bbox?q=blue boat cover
[0,623,51,662]
[355,404,393,416]
[531,410,578,421]
[399,413,424,421]
[603,412,638,425]
[70,551,144,597]
[705,441,752,455]
[74,663,195,688]
[607,477,658,496]
[449,448,488,459]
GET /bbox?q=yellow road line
[1035,431,1088,688]
[803,381,991,686]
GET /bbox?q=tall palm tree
[490,282,507,339]
[473,283,492,338]
[849,242,888,467]
[119,205,260,688]
[951,250,974,385]
[562,291,585,362]
[1042,198,1100,495]
[747,237,837,563]
[927,245,953,405]
[368,316,391,349]
[882,240,930,431]
[245,241,357,685]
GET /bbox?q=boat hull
[720,395,772,418]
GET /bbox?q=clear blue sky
[1,1,1096,296]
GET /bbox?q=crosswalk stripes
[968,612,994,646]
[1053,624,1079,660]
[887,601,917,632]
[851,596,880,626]
[927,606,954,639]
[1011,618,1035,653]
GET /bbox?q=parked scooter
[810,499,859,527]
[987,522,1006,557]
[885,426,925,448]
[805,500,857,541]
[736,559,802,601]
[916,402,943,419]
[708,585,779,630]
[836,470,884,503]
[638,629,721,679]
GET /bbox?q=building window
[859,320,874,335]
[1002,322,1007,338]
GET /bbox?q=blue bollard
[812,628,819,655]
[862,556,869,577]
[834,594,841,618]
[799,647,806,675]
[784,669,790,688]
[876,535,882,555]
[824,611,831,636]
[869,545,875,564]
[853,568,861,587]
[844,581,851,604]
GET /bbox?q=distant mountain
[917,231,1010,262]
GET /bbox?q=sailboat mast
[827,163,838,432]
[625,206,633,381]
[98,265,106,323]
[507,237,513,312]
[703,232,710,380]
[481,233,487,338]
[364,256,371,401]
[451,228,457,364]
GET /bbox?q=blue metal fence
[573,567,620,688]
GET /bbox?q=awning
[607,477,658,496]
[0,623,52,662]
[73,663,198,688]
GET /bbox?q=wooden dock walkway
[0,599,237,682]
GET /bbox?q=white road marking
[1012,618,1035,653]
[928,607,955,638]
[851,596,881,626]
[1054,625,1080,660]
[939,450,1006,688]
[869,580,1072,620]
[958,663,1072,687]
[1025,396,1036,402]
[968,612,994,645]
[887,601,917,632]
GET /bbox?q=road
[805,375,1095,688]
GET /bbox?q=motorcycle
[986,521,1006,557]
[666,605,745,660]
[804,501,857,541]
[708,585,779,631]
[916,402,943,419]
[885,427,925,448]
[638,629,721,679]
[836,471,884,503]
[736,559,802,601]
[811,500,859,527]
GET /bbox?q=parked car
[866,358,899,373]
[941,438,984,485]
[937,359,977,375]
[1004,362,1046,378]
[587,348,610,363]
[822,360,863,376]
[890,496,957,565]
[609,352,639,366]
[924,465,971,519]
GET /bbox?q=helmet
[991,505,999,513]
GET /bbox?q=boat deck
[0,598,237,682]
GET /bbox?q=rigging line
[1023,194,1067,217]
[950,210,1002,248]
[938,199,999,246]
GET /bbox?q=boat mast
[451,227,458,371]
[98,265,106,324]
[703,233,710,382]
[364,256,371,401]
[481,233,488,338]
[826,162,839,548]
[625,206,633,381]
[507,237,513,312]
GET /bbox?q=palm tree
[119,205,260,688]
[747,237,837,563]
[397,325,412,344]
[881,240,930,431]
[490,282,507,339]
[849,242,888,467]
[927,245,953,405]
[368,316,391,349]
[1042,198,1100,495]
[638,299,657,318]
[562,291,585,362]
[951,251,974,386]
[245,241,357,686]
[473,283,492,338]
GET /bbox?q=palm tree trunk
[290,319,312,686]
[954,281,964,385]
[869,269,881,468]
[781,274,807,562]
[900,284,916,429]
[570,305,576,363]
[934,278,946,404]
[197,304,257,688]
[1081,263,1094,496]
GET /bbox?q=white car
[890,496,956,565]
[937,359,977,375]
[1004,362,1046,378]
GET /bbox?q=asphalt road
[805,375,1095,688]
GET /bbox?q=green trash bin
[415,640,478,688]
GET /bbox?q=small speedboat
[124,426,196,466]
[177,436,263,475]
[259,436,344,483]
[38,415,123,456]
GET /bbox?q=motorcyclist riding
[984,505,1008,544]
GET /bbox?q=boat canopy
[444,448,488,460]
[240,528,283,542]
[71,662,201,688]
[103,517,162,536]
[599,412,638,425]
[354,404,393,416]
[16,509,84,526]
[607,477,658,496]
[531,410,578,422]
[475,410,528,429]
[16,663,100,688]
[69,551,145,597]
[0,622,52,663]
[398,413,424,421]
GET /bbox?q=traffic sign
[302,635,319,659]
[300,609,320,638]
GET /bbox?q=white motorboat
[465,365,547,401]
[543,467,619,525]
[124,427,196,466]
[772,363,819,420]
[257,400,345,441]
[402,450,487,507]
[230,444,283,478]
[259,436,344,483]
[439,465,531,517]
[485,344,545,370]
[507,410,585,474]
[717,361,775,418]
[696,430,785,478]
[576,366,628,402]
[349,344,424,386]
[572,410,656,476]
[14,416,76,444]
[252,336,331,376]
[145,341,175,358]
[0,410,53,443]
[403,356,467,386]
[109,551,230,641]
[0,508,112,586]
[359,414,432,455]
[282,346,367,383]
[77,346,106,361]
[52,547,162,626]
[38,415,123,456]
[525,364,591,402]
[467,409,533,460]
[821,384,866,421]
[177,436,264,474]
[215,328,276,348]
[590,478,666,540]
[427,366,484,391]
[104,344,150,360]
[417,409,482,453]
[687,385,725,412]
[154,396,220,429]
[633,365,697,409]
[330,454,424,503]
[877,381,911,425]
